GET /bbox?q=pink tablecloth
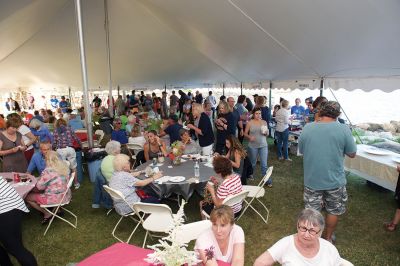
[78,243,230,266]
[0,172,37,198]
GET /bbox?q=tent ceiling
[0,0,399,91]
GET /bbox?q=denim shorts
[304,186,348,216]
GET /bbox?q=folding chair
[103,185,141,243]
[126,143,143,168]
[132,202,176,247]
[175,220,211,244]
[41,173,78,236]
[237,166,273,224]
[201,191,250,220]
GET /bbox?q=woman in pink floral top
[26,151,71,224]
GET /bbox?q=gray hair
[105,140,121,155]
[297,208,325,232]
[29,118,43,129]
[113,154,130,172]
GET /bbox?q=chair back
[103,185,126,201]
[222,190,249,207]
[175,220,211,244]
[133,202,172,217]
[127,143,143,152]
[257,166,274,187]
[67,172,75,189]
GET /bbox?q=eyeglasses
[297,224,320,236]
[116,122,122,125]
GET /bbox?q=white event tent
[1,0,400,92]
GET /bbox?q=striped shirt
[216,173,243,213]
[0,177,29,214]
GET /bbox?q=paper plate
[364,147,391,156]
[392,157,400,164]
[169,176,185,182]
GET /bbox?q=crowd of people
[0,89,398,266]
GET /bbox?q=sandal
[384,222,397,232]
[41,216,51,225]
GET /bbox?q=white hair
[113,154,130,172]
[29,118,43,129]
[105,140,121,155]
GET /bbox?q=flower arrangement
[144,200,200,266]
[169,141,185,164]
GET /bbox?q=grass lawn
[17,143,400,266]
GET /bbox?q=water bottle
[194,160,200,178]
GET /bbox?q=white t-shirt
[195,224,245,263]
[275,108,289,132]
[268,235,341,266]
[18,125,34,150]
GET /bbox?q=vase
[172,156,181,165]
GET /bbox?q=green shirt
[120,115,128,130]
[100,155,115,182]
[299,121,356,190]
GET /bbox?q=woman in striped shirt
[0,177,37,265]
[202,156,243,218]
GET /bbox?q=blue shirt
[30,126,53,145]
[50,98,59,109]
[164,123,183,145]
[291,105,305,118]
[33,115,44,122]
[27,152,46,174]
[111,130,128,144]
[298,122,357,190]
[68,118,85,131]
[59,100,68,113]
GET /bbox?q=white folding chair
[175,220,211,244]
[103,185,141,243]
[201,191,250,220]
[237,166,273,224]
[40,172,78,236]
[341,258,354,266]
[94,129,105,143]
[132,202,175,247]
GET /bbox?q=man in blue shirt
[32,110,44,122]
[290,98,305,119]
[68,112,85,131]
[26,142,51,175]
[159,114,182,145]
[299,101,356,243]
[59,96,68,113]
[50,95,59,110]
[111,118,128,144]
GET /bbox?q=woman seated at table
[195,205,245,265]
[128,124,146,148]
[224,135,246,176]
[179,128,200,155]
[143,130,168,162]
[25,151,71,224]
[201,156,243,218]
[109,154,162,215]
[254,208,341,266]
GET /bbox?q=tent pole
[319,78,324,97]
[222,83,225,96]
[74,0,94,148]
[104,0,113,117]
[117,85,120,96]
[164,84,167,92]
[68,87,72,108]
[240,82,243,95]
[268,81,272,111]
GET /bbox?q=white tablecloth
[344,144,399,191]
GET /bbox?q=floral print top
[36,168,71,205]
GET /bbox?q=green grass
[17,143,400,266]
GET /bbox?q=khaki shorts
[304,186,348,216]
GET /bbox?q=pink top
[36,168,71,205]
[216,173,243,213]
[195,224,245,263]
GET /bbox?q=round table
[0,172,37,198]
[136,158,216,200]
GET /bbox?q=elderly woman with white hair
[254,208,341,266]
[109,154,162,215]
[29,118,53,146]
[125,114,137,134]
[92,140,121,209]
